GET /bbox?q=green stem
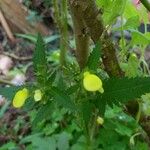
[60,0,68,66]
[140,0,150,11]
[120,15,127,60]
[136,100,142,123]
[53,0,68,66]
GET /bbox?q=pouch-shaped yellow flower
[83,71,104,93]
[12,88,29,108]
[34,89,42,101]
[96,116,104,125]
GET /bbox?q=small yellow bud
[83,71,104,93]
[130,53,137,58]
[12,88,29,108]
[34,89,42,101]
[96,116,104,125]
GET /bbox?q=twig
[3,52,32,61]
[0,9,15,42]
[140,0,150,11]
[0,78,14,86]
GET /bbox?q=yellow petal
[83,72,104,92]
[12,88,29,108]
[34,89,42,101]
[98,87,104,94]
[96,116,104,125]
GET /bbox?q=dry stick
[69,1,90,69]
[69,0,123,77]
[0,9,15,42]
[3,52,32,61]
[0,78,14,86]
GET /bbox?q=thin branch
[3,52,32,61]
[0,78,14,86]
[0,9,15,42]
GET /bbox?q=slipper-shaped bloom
[83,71,104,93]
[34,89,42,101]
[12,88,29,108]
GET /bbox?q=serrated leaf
[33,33,47,85]
[32,102,54,127]
[51,87,76,111]
[97,77,150,114]
[65,84,79,95]
[87,42,101,71]
[80,101,94,125]
[47,70,57,85]
[95,93,106,116]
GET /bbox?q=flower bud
[13,88,29,108]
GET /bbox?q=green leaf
[32,102,54,127]
[66,84,79,95]
[33,33,47,85]
[125,54,140,78]
[16,34,59,44]
[130,30,150,45]
[47,70,57,85]
[123,16,140,30]
[56,132,71,150]
[97,77,150,114]
[51,87,76,111]
[0,142,16,150]
[80,101,94,125]
[0,86,22,101]
[16,33,37,43]
[87,42,101,71]
[95,93,106,116]
[98,0,126,25]
[21,134,56,150]
[114,16,140,31]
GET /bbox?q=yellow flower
[12,88,29,108]
[96,116,104,125]
[83,71,104,93]
[34,89,42,101]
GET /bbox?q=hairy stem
[53,0,68,66]
[69,1,89,69]
[69,0,123,76]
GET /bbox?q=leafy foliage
[87,42,101,71]
[33,33,47,86]
[2,0,150,149]
[95,77,150,115]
